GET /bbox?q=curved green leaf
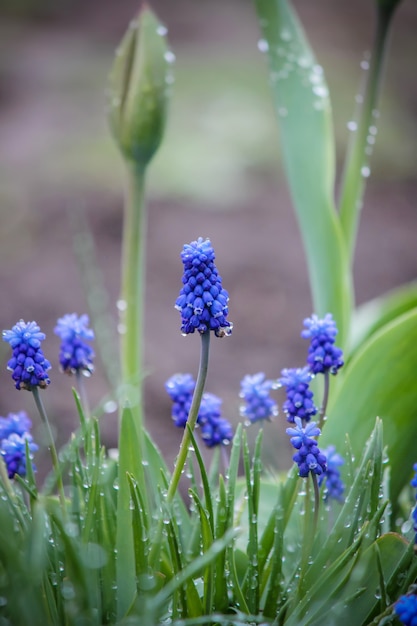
[322,307,417,501]
[254,0,351,345]
[350,281,417,354]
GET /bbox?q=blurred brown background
[0,0,416,476]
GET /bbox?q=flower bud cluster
[0,411,38,479]
[54,314,95,376]
[278,367,317,423]
[301,313,344,375]
[239,373,278,424]
[286,418,327,478]
[175,238,232,337]
[2,320,51,391]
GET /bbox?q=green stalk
[32,388,66,512]
[167,331,211,502]
[338,4,399,263]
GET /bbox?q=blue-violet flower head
[2,320,51,391]
[278,366,317,423]
[54,313,95,376]
[0,432,38,479]
[286,417,327,478]
[198,393,222,426]
[240,372,278,424]
[301,313,344,375]
[318,445,345,502]
[394,594,417,626]
[200,416,234,448]
[175,237,233,337]
[165,373,195,428]
[0,411,32,440]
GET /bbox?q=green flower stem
[318,371,330,430]
[32,388,66,512]
[149,332,210,568]
[338,4,398,263]
[166,331,211,502]
[120,163,146,403]
[76,371,90,419]
[312,472,320,529]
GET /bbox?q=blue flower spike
[0,411,38,479]
[286,417,327,478]
[200,416,234,448]
[318,445,345,502]
[240,373,278,424]
[54,313,95,376]
[2,320,51,391]
[301,313,344,375]
[175,237,233,337]
[411,463,417,545]
[394,594,417,626]
[278,366,317,423]
[165,373,196,428]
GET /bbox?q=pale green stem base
[76,371,90,419]
[32,388,66,512]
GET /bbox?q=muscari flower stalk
[54,313,95,376]
[279,366,317,423]
[318,445,345,502]
[286,417,327,478]
[240,372,278,424]
[394,594,417,626]
[0,411,38,479]
[175,237,233,337]
[301,313,344,376]
[2,320,51,391]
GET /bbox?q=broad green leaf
[254,0,350,345]
[322,308,417,502]
[350,281,417,354]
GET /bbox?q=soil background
[0,0,416,477]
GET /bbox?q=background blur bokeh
[0,0,416,476]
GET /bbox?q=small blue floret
[0,411,38,479]
[286,417,327,477]
[2,320,51,391]
[240,373,278,424]
[301,313,344,375]
[278,366,317,423]
[54,314,95,376]
[394,594,417,626]
[175,238,233,337]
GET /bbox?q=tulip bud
[107,5,172,168]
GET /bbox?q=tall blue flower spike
[0,411,38,478]
[318,445,345,502]
[240,373,278,424]
[411,463,417,545]
[200,416,234,448]
[286,418,327,478]
[278,366,317,423]
[2,320,51,390]
[394,594,417,625]
[301,313,344,375]
[54,313,95,376]
[175,237,233,337]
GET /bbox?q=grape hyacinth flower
[411,463,417,544]
[301,313,344,375]
[54,313,95,376]
[2,320,51,391]
[0,432,38,479]
[165,373,195,428]
[286,418,327,478]
[0,411,32,440]
[200,416,234,448]
[318,445,345,502]
[240,373,278,424]
[278,366,317,423]
[0,411,38,479]
[394,594,417,626]
[175,237,233,337]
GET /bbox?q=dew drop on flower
[164,51,176,64]
[361,166,371,178]
[116,299,127,311]
[347,120,357,132]
[360,60,370,70]
[104,400,118,414]
[156,25,168,36]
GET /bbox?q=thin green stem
[76,371,90,419]
[32,388,66,512]
[339,5,398,264]
[311,472,320,530]
[149,332,211,568]
[167,331,211,502]
[318,371,330,430]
